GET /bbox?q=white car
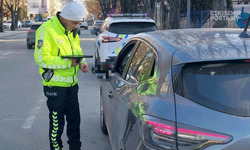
[91,13,158,78]
[3,20,22,28]
[79,21,88,30]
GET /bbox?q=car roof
[133,28,250,65]
[104,16,156,27]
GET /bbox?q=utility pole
[155,0,157,23]
[187,0,190,28]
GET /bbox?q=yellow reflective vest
[34,14,87,87]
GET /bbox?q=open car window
[113,41,139,77]
[126,42,156,83]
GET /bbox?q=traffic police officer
[34,1,88,150]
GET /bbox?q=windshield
[109,22,157,34]
[173,60,250,117]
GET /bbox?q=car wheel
[100,87,108,135]
[27,44,32,49]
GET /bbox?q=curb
[0,31,27,39]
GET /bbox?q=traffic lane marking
[3,51,14,55]
[0,39,25,42]
[21,93,46,129]
[0,50,15,55]
[80,38,95,41]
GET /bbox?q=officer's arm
[34,27,72,69]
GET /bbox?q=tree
[140,0,155,19]
[4,0,22,30]
[98,0,118,19]
[0,0,3,32]
[168,0,180,29]
[119,0,139,13]
[86,0,102,20]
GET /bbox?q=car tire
[100,88,108,135]
[27,44,32,49]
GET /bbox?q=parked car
[26,22,43,49]
[23,20,34,27]
[42,18,48,22]
[79,21,88,30]
[93,20,103,30]
[90,13,157,79]
[87,19,94,26]
[100,28,250,150]
[3,20,22,28]
[20,20,25,27]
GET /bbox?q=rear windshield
[31,24,41,30]
[109,22,157,34]
[173,60,250,117]
[95,21,103,24]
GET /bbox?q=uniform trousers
[44,84,81,150]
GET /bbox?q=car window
[113,41,138,76]
[109,22,157,34]
[100,21,107,33]
[173,61,250,117]
[31,24,42,30]
[126,42,156,83]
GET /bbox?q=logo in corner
[37,40,43,49]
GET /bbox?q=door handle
[108,91,113,98]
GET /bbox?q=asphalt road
[0,27,111,150]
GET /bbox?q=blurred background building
[26,0,86,21]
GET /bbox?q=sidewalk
[0,28,28,39]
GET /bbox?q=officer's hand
[80,63,88,73]
[71,59,80,66]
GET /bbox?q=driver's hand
[80,63,88,73]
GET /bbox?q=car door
[105,40,139,150]
[112,40,157,150]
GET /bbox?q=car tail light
[141,116,233,150]
[244,59,250,62]
[141,117,177,150]
[177,124,232,150]
[27,30,34,34]
[102,36,122,43]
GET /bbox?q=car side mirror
[91,29,98,36]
